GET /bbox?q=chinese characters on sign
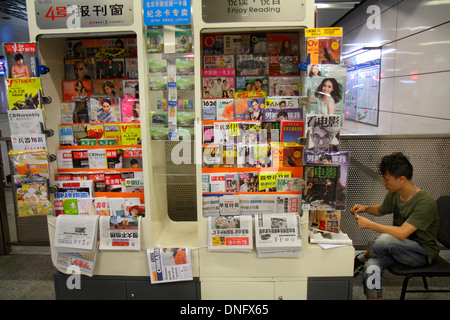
[143,0,191,26]
[202,0,306,23]
[34,0,133,29]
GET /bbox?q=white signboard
[202,0,306,23]
[34,0,134,29]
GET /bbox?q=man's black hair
[379,152,413,180]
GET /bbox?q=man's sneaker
[353,254,365,277]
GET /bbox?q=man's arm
[350,204,384,216]
[354,216,417,241]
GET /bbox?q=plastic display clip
[38,64,50,76]
[298,53,310,71]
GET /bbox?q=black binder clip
[49,154,57,162]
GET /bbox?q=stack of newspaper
[308,228,353,249]
[99,216,141,251]
[147,248,193,284]
[254,213,302,258]
[53,215,99,277]
[207,215,253,252]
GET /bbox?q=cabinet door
[307,277,353,300]
[274,281,307,300]
[201,281,274,300]
[54,273,127,300]
[126,279,200,300]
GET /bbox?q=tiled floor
[0,246,449,300]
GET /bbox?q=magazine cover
[305,68,347,116]
[6,78,42,110]
[235,76,269,97]
[280,120,304,143]
[216,99,235,121]
[7,109,44,136]
[203,55,234,69]
[62,80,92,102]
[122,79,139,98]
[202,76,235,99]
[95,58,125,78]
[202,35,224,55]
[268,76,301,96]
[258,171,291,192]
[120,123,141,145]
[263,107,303,122]
[64,58,96,81]
[235,54,269,76]
[90,96,121,123]
[123,148,142,168]
[121,94,140,122]
[11,134,47,152]
[14,175,53,217]
[3,42,39,78]
[223,34,243,54]
[267,33,299,55]
[93,79,124,97]
[61,100,90,124]
[276,178,304,192]
[305,114,341,152]
[269,55,300,76]
[304,150,349,210]
[307,38,342,65]
[249,33,269,54]
[147,248,193,284]
[238,172,259,192]
[234,98,265,121]
[303,164,340,210]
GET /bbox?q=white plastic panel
[392,71,450,120]
[394,22,450,77]
[396,0,450,39]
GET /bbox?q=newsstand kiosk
[24,0,354,300]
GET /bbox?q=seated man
[351,152,439,300]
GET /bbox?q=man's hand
[350,204,366,216]
[355,215,373,229]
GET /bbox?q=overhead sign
[34,0,134,29]
[143,0,191,26]
[202,0,306,23]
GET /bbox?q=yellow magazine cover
[120,123,141,145]
[6,78,42,110]
[103,124,122,145]
[258,171,291,192]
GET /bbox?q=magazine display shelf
[192,1,354,300]
[26,0,200,285]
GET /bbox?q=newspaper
[55,251,97,277]
[308,228,353,247]
[255,213,302,258]
[54,215,99,252]
[147,248,193,284]
[208,215,253,252]
[99,216,141,251]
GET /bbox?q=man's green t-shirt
[379,190,439,264]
